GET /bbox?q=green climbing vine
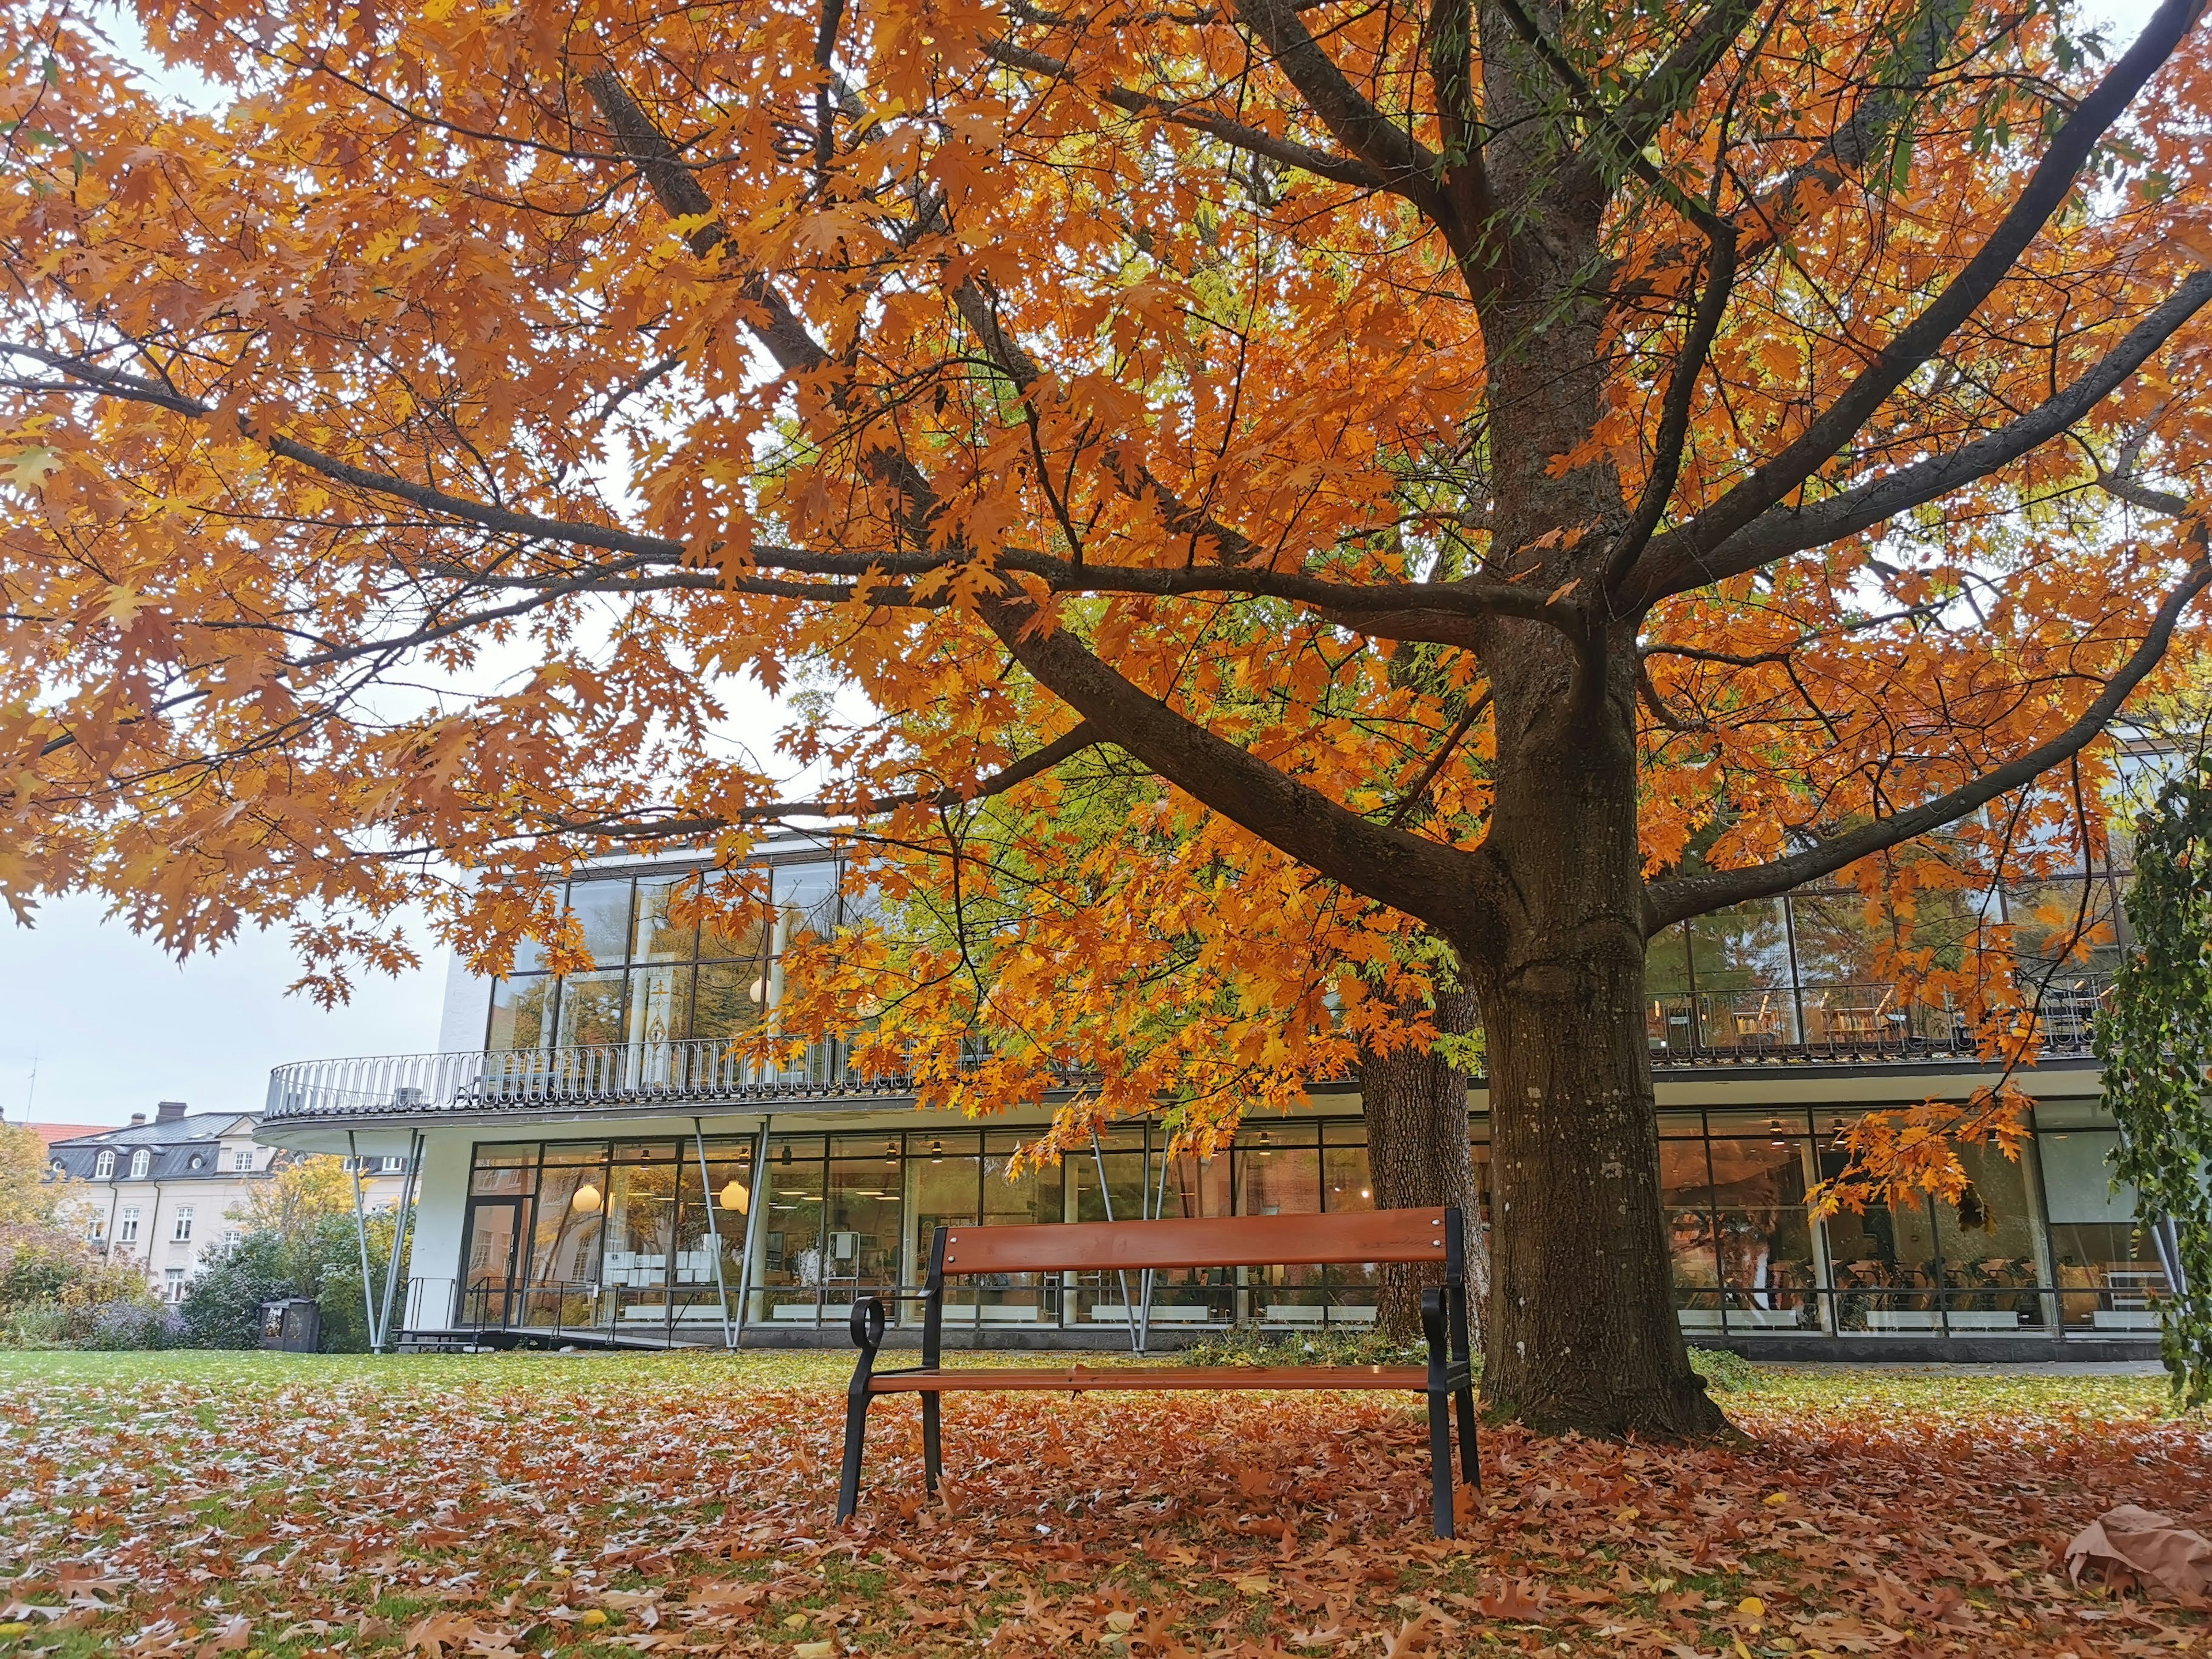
[2096,752,2212,1407]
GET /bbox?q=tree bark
[1360,982,1489,1349]
[1454,621,1727,1437]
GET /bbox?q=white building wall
[435,955,493,1054]
[404,1130,475,1325]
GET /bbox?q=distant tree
[0,1121,77,1229]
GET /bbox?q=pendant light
[930,1139,943,1164]
[571,1181,603,1215]
[719,1178,750,1215]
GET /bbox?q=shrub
[1688,1346,1763,1393]
[3,1300,73,1348]
[87,1300,181,1350]
[179,1232,293,1349]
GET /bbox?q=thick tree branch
[1616,270,2212,606]
[541,722,1104,840]
[1633,0,2207,591]
[1617,0,1767,149]
[982,40,1387,190]
[1228,0,1441,194]
[980,594,1500,937]
[1603,228,1740,603]
[1644,550,2212,928]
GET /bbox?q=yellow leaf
[1,445,61,489]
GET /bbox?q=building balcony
[263,1037,1036,1124]
[1644,976,2108,1066]
[266,976,2108,1127]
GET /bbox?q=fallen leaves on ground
[0,1351,2203,1657]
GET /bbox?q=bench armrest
[850,1295,888,1354]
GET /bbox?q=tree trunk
[1361,983,1490,1349]
[1457,620,1728,1438]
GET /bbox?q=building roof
[18,1122,115,1148]
[47,1112,259,1147]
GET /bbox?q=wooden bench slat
[940,1209,1449,1274]
[869,1364,1429,1393]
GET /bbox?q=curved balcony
[263,1038,964,1123]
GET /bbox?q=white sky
[0,0,2166,1128]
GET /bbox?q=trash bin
[258,1298,321,1353]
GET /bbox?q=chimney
[130,1113,146,1126]
[154,1101,187,1124]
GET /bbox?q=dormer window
[188,1154,204,1171]
[129,1149,150,1180]
[94,1150,115,1179]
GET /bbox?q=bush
[4,1300,74,1348]
[179,1232,293,1349]
[177,1209,399,1352]
[87,1300,181,1350]
[0,1223,157,1347]
[1688,1346,1763,1393]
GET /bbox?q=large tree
[5,0,2210,1433]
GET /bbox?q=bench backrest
[935,1208,1453,1276]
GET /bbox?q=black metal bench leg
[836,1389,870,1522]
[1426,1388,1455,1539]
[921,1392,942,1491]
[1455,1383,1480,1490]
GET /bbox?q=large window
[458,1138,752,1334]
[486,859,840,1056]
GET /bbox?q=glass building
[260,835,2169,1357]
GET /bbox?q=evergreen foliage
[2097,753,2212,1405]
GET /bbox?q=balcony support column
[377,1130,425,1353]
[346,1131,381,1351]
[731,1115,772,1347]
[694,1117,734,1350]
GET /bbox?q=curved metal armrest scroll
[850,1294,887,1354]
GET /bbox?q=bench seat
[868,1363,1429,1393]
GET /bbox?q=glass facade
[448,1106,2164,1341]
[1643,873,2123,1062]
[486,859,843,1070]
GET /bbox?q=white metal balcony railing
[264,977,2111,1125]
[263,1037,941,1123]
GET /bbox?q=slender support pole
[730,1115,772,1346]
[1090,1129,1138,1353]
[346,1132,380,1351]
[376,1130,424,1352]
[694,1117,734,1350]
[1138,1127,1171,1353]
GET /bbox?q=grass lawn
[0,1349,2202,1657]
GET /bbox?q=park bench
[837,1207,1479,1536]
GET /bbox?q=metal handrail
[265,1038,1085,1122]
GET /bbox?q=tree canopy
[6,0,2210,1430]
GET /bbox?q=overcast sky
[2,0,2164,1128]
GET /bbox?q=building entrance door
[461,1196,528,1327]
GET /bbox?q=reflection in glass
[624,965,692,1050]
[526,1164,606,1326]
[2043,1128,2164,1328]
[756,1142,825,1324]
[604,1162,679,1327]
[1933,1143,2041,1328]
[569,878,634,965]
[693,963,767,1049]
[632,876,700,963]
[488,978,552,1051]
[1706,1135,1816,1328]
[555,971,625,1048]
